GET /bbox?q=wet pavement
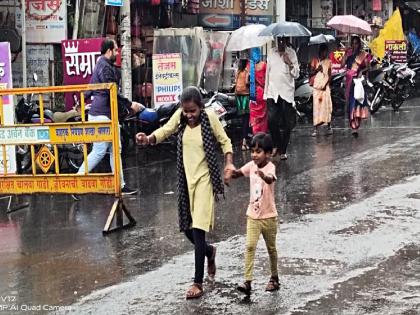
[1,101,420,314]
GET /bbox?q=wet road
[1,102,420,314]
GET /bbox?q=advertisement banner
[152,53,183,108]
[22,0,67,43]
[61,38,103,110]
[199,0,273,29]
[0,42,16,174]
[385,40,407,63]
[329,49,346,74]
[12,45,54,89]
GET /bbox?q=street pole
[240,0,246,26]
[21,0,27,87]
[276,0,286,22]
[120,1,132,100]
[72,0,80,39]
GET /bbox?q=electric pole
[120,1,132,100]
[240,0,246,26]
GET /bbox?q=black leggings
[241,113,251,141]
[267,97,296,154]
[184,228,214,284]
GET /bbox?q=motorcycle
[408,53,420,97]
[121,102,180,151]
[294,71,347,119]
[15,81,87,173]
[368,56,416,114]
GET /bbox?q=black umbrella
[259,21,312,37]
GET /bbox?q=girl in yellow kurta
[136,86,234,299]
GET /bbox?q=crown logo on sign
[63,42,79,54]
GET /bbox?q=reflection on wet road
[0,103,420,314]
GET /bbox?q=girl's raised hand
[223,164,236,186]
[136,132,148,145]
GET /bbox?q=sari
[312,58,332,126]
[344,50,371,130]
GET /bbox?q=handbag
[353,78,365,104]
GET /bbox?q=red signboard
[385,40,407,64]
[61,38,104,110]
[329,49,346,74]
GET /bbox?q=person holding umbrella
[341,36,371,137]
[326,15,372,137]
[264,37,300,160]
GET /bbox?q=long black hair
[180,86,204,108]
[238,59,248,72]
[319,43,329,59]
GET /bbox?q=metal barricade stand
[0,83,136,234]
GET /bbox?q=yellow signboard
[0,175,115,194]
[0,83,135,234]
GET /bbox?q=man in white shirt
[264,37,300,160]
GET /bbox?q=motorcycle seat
[31,117,53,123]
[157,102,178,119]
[296,78,309,87]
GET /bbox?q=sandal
[207,245,216,281]
[186,283,204,299]
[237,281,252,296]
[265,276,280,292]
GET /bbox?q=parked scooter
[15,74,87,173]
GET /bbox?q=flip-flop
[265,277,280,291]
[237,281,252,295]
[186,283,204,299]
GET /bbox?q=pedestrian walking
[248,48,268,135]
[235,58,251,150]
[77,38,142,195]
[310,43,333,136]
[231,132,279,295]
[342,36,371,137]
[136,86,235,299]
[264,37,300,160]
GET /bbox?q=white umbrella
[226,24,272,51]
[309,34,336,45]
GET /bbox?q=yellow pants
[245,217,278,281]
